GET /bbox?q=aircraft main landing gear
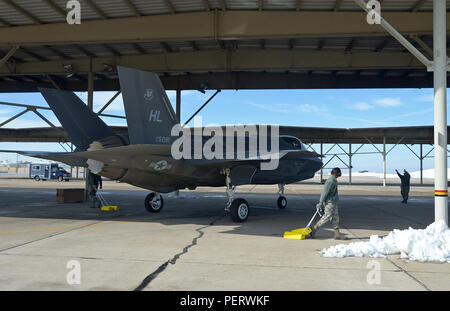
[223,168,250,223]
[144,192,164,213]
[277,183,287,209]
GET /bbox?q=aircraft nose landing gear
[277,183,287,209]
[222,168,250,222]
[144,192,164,213]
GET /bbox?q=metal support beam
[84,0,108,20]
[420,144,423,185]
[433,0,448,224]
[183,90,221,127]
[349,144,352,184]
[0,49,429,76]
[354,0,433,69]
[203,0,210,12]
[97,90,121,115]
[0,11,445,46]
[0,108,28,127]
[44,74,60,90]
[122,0,141,17]
[320,143,323,183]
[85,70,94,201]
[87,71,94,110]
[382,136,386,187]
[42,0,67,18]
[0,45,19,69]
[412,0,427,12]
[163,0,175,15]
[176,78,181,123]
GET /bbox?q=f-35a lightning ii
[1,66,322,222]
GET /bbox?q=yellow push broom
[283,209,321,240]
[97,191,119,211]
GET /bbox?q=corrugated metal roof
[0,0,445,27]
[0,0,445,92]
[3,32,440,63]
[14,0,64,23]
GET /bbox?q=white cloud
[247,102,325,114]
[374,97,402,107]
[347,97,402,112]
[247,102,291,113]
[296,103,324,113]
[348,102,374,111]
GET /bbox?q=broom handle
[301,210,319,236]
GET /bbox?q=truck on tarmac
[29,163,71,181]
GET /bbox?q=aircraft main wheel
[230,199,250,223]
[34,175,40,181]
[277,196,287,209]
[144,192,164,213]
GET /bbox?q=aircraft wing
[71,144,319,169]
[0,150,87,167]
[182,149,321,167]
[71,144,172,169]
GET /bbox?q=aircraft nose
[312,158,323,173]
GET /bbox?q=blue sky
[0,87,443,173]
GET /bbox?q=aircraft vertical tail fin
[117,66,177,145]
[38,87,116,151]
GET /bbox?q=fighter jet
[1,66,322,222]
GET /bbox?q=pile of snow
[342,172,397,178]
[320,220,450,263]
[341,168,450,179]
[409,168,450,179]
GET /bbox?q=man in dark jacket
[87,171,102,208]
[396,169,410,204]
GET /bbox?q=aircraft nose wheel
[144,192,164,213]
[229,199,250,222]
[277,196,287,209]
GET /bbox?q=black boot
[309,225,318,238]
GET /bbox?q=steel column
[382,136,386,187]
[320,143,323,183]
[87,71,94,110]
[176,77,181,123]
[349,144,352,185]
[433,0,448,224]
[420,144,423,185]
[85,70,94,201]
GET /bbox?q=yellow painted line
[0,221,129,235]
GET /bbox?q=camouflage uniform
[315,202,339,229]
[315,175,340,229]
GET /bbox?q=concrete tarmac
[0,178,448,291]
